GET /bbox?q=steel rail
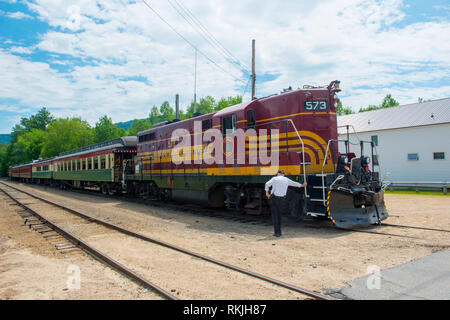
[0,184,178,300]
[0,181,332,300]
[380,223,450,233]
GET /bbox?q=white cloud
[2,11,33,19]
[0,0,449,131]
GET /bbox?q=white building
[337,98,450,183]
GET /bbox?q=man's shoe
[274,233,281,237]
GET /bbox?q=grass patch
[385,189,449,197]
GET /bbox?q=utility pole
[251,39,256,100]
[194,47,197,114]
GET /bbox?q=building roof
[337,97,450,134]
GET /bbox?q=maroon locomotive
[127,80,388,229]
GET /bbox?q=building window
[433,152,445,160]
[407,153,419,161]
[373,155,379,166]
[371,135,378,146]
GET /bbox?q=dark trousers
[270,196,285,235]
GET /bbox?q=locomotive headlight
[365,157,371,165]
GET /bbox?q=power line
[242,75,252,98]
[166,0,248,75]
[141,0,247,84]
[174,0,251,72]
[169,0,251,74]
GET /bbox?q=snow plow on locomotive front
[307,131,389,229]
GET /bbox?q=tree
[128,119,152,136]
[9,108,54,144]
[336,101,354,115]
[0,143,9,176]
[215,95,242,111]
[186,96,216,118]
[160,101,175,122]
[40,118,94,158]
[93,115,126,143]
[418,97,431,103]
[359,94,399,113]
[16,129,47,160]
[10,124,26,144]
[380,94,399,108]
[149,106,161,125]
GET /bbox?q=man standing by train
[265,170,307,237]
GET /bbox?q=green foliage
[418,97,431,103]
[0,144,8,177]
[359,94,399,113]
[336,101,354,115]
[149,105,161,125]
[40,118,94,158]
[16,129,47,160]
[149,101,178,125]
[215,96,243,111]
[186,96,216,118]
[93,115,126,143]
[380,94,399,108]
[160,101,175,122]
[128,119,152,136]
[20,107,54,131]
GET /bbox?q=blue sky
[0,0,449,133]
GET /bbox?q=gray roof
[337,97,450,134]
[53,136,137,160]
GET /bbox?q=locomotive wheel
[326,189,388,229]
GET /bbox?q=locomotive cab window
[247,110,256,129]
[202,119,212,131]
[222,114,236,136]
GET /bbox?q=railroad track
[5,180,450,242]
[0,181,332,300]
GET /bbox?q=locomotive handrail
[319,137,383,206]
[286,119,308,198]
[337,124,383,175]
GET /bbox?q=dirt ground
[0,181,449,300]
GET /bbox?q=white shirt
[265,176,303,197]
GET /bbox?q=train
[8,81,388,229]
